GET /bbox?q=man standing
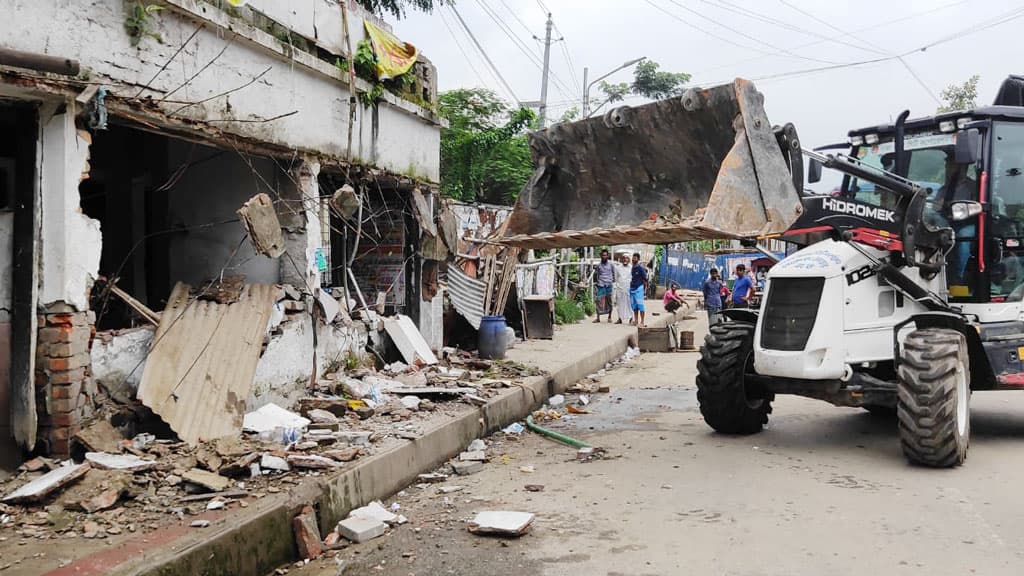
[630,252,648,327]
[593,249,615,323]
[701,268,724,325]
[613,253,632,324]
[732,264,753,309]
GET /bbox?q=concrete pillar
[277,160,322,290]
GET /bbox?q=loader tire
[696,322,773,434]
[897,328,970,468]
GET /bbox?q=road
[290,319,1024,576]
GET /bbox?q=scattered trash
[519,465,535,473]
[578,394,590,406]
[548,394,565,408]
[467,511,535,536]
[503,423,525,435]
[467,439,487,452]
[567,406,590,414]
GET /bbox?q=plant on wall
[124,1,164,46]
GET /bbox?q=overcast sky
[394,0,1024,188]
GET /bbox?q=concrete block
[337,516,387,543]
[451,460,483,476]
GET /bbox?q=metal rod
[0,48,79,76]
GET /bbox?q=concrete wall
[90,327,155,404]
[1,0,441,181]
[249,315,368,411]
[165,140,281,288]
[0,212,11,323]
[38,108,102,311]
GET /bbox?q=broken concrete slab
[322,448,361,462]
[260,454,291,472]
[237,193,285,258]
[72,419,122,453]
[417,473,447,483]
[451,460,483,476]
[349,501,399,525]
[219,453,260,477]
[80,485,125,513]
[383,315,438,365]
[286,454,340,470]
[182,468,231,492]
[243,403,311,435]
[399,396,421,411]
[337,516,387,543]
[293,505,322,560]
[459,451,486,462]
[84,452,157,472]
[467,511,535,536]
[297,397,348,417]
[2,463,90,504]
[305,409,338,425]
[467,439,486,452]
[335,431,372,447]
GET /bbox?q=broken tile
[337,516,387,543]
[467,511,535,536]
[2,463,90,504]
[85,452,156,473]
[181,469,231,492]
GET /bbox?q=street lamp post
[582,57,645,118]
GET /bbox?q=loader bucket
[502,79,803,249]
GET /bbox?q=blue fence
[659,250,780,290]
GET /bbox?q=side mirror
[950,200,983,222]
[807,158,823,183]
[955,128,981,164]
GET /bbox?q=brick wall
[35,302,96,456]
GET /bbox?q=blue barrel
[478,315,508,360]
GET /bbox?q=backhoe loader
[502,75,1024,467]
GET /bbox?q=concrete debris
[349,501,398,525]
[519,465,535,473]
[83,452,156,472]
[337,516,387,543]
[459,451,486,462]
[261,454,291,472]
[437,486,464,494]
[399,396,421,411]
[335,431,373,447]
[297,397,348,417]
[83,520,101,538]
[305,409,339,424]
[237,193,285,258]
[190,519,211,528]
[131,433,156,450]
[524,484,544,492]
[286,454,340,470]
[181,468,231,492]
[467,439,487,452]
[219,453,260,477]
[451,461,483,476]
[330,184,360,219]
[206,499,227,510]
[467,511,535,536]
[417,473,447,483]
[293,505,323,560]
[548,394,565,408]
[243,403,311,435]
[2,463,90,504]
[72,419,122,454]
[322,448,361,462]
[19,457,54,473]
[194,446,224,472]
[383,315,438,365]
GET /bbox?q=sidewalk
[18,301,682,576]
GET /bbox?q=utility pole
[582,67,589,117]
[538,13,554,127]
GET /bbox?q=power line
[559,40,582,95]
[496,0,535,37]
[641,0,775,56]
[437,6,492,93]
[448,4,521,104]
[657,0,844,65]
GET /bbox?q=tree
[937,75,980,113]
[355,0,446,18]
[438,88,536,205]
[598,60,691,113]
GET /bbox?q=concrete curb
[90,317,677,576]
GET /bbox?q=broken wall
[0,0,441,181]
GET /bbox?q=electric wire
[437,6,493,92]
[448,4,522,104]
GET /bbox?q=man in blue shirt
[701,268,724,325]
[732,264,753,308]
[630,252,648,327]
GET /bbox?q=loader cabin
[812,104,1024,306]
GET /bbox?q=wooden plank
[108,283,159,325]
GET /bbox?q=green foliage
[559,106,580,123]
[599,59,690,109]
[937,75,980,113]
[574,289,596,316]
[554,294,585,325]
[355,0,446,18]
[354,40,378,82]
[124,1,164,46]
[438,88,536,204]
[351,39,418,106]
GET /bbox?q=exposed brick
[49,412,78,427]
[51,380,83,400]
[48,367,86,385]
[44,352,90,372]
[43,302,78,314]
[39,339,89,359]
[38,326,74,344]
[49,438,70,457]
[50,395,81,415]
[50,424,81,441]
[46,313,89,327]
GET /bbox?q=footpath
[25,302,675,576]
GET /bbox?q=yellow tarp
[364,20,418,80]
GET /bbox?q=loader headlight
[950,200,983,221]
[864,133,880,145]
[849,135,864,146]
[939,120,957,133]
[957,117,973,129]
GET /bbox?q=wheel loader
[502,75,1024,468]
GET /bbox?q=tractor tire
[896,328,971,468]
[696,322,773,434]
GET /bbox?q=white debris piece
[305,409,338,424]
[242,403,310,434]
[207,500,226,510]
[459,451,486,462]
[260,453,291,472]
[467,511,535,536]
[349,501,399,525]
[548,394,565,408]
[400,396,421,411]
[337,516,387,543]
[2,462,89,503]
[85,452,157,472]
[383,315,439,365]
[467,439,486,452]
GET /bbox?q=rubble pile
[0,347,541,549]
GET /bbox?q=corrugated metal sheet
[447,267,486,329]
[137,283,277,445]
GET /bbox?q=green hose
[525,414,591,449]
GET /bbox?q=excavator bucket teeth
[502,79,803,249]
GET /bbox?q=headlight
[950,201,983,222]
[939,120,956,133]
[864,133,880,145]
[956,117,973,129]
[849,135,864,146]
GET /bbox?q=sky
[393,0,1024,190]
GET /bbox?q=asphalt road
[290,323,1024,576]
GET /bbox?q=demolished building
[0,0,446,463]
